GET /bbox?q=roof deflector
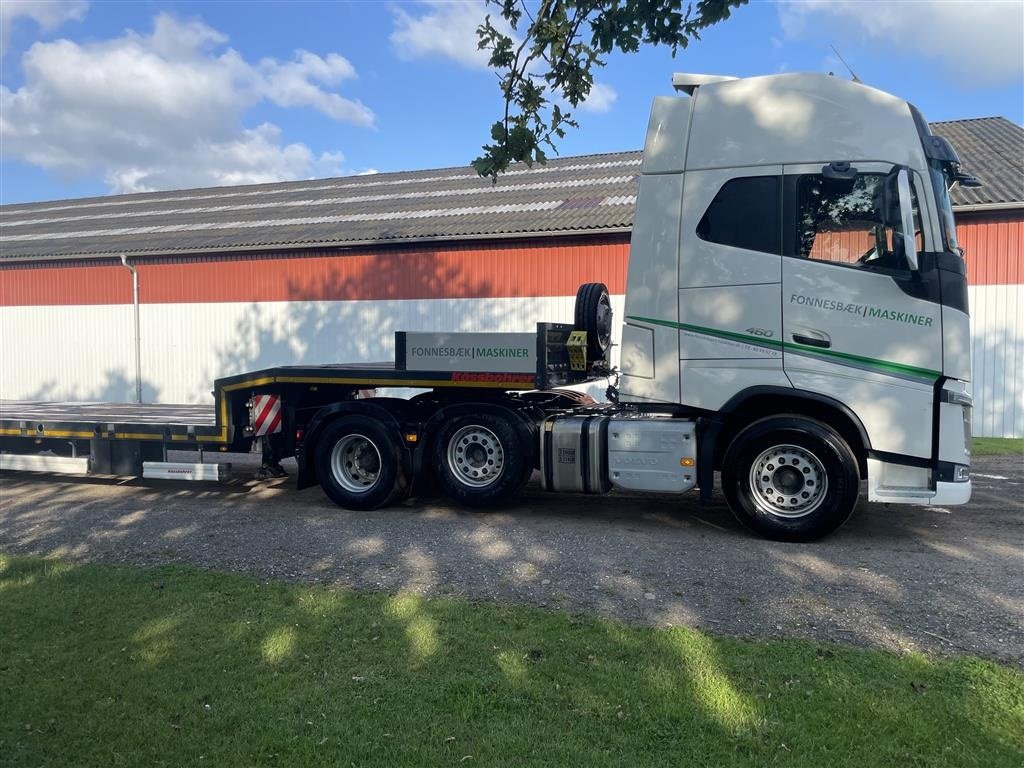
[671,72,737,95]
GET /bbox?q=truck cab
[619,72,973,519]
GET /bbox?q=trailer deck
[0,322,594,448]
[0,362,544,445]
[0,401,216,426]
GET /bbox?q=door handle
[792,331,831,349]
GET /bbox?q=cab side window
[696,176,781,255]
[789,172,922,270]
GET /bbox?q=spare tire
[574,282,612,361]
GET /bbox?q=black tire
[432,413,529,507]
[721,415,860,542]
[315,415,408,510]
[574,282,613,361]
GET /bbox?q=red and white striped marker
[251,394,282,436]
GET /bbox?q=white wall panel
[968,284,1024,438]
[139,296,563,402]
[0,304,136,402]
[1,295,625,405]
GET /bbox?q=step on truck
[0,72,976,541]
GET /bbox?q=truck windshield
[929,159,961,254]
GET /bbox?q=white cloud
[101,124,345,194]
[578,82,617,113]
[390,0,512,69]
[0,0,87,50]
[258,50,373,125]
[1,13,373,193]
[779,0,1024,86]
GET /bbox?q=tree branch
[474,0,748,180]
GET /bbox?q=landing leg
[256,434,287,480]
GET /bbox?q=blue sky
[2,0,1022,204]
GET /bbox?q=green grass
[973,437,1024,456]
[1,557,1021,767]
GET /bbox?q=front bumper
[930,479,972,506]
[867,457,972,506]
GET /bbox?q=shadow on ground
[0,454,1021,665]
[1,556,1020,767]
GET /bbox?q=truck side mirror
[895,168,919,271]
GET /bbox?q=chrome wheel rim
[749,444,827,518]
[595,293,612,351]
[446,425,504,488]
[330,433,382,493]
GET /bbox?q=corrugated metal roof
[1,117,1020,263]
[0,152,642,262]
[932,117,1024,208]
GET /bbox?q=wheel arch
[420,399,540,466]
[426,400,539,506]
[715,387,871,476]
[297,399,411,490]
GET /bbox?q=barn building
[1,117,1021,436]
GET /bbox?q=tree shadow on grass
[0,557,1020,767]
[0,452,1022,667]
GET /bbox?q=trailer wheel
[315,416,408,510]
[574,282,613,361]
[721,415,859,542]
[433,414,528,507]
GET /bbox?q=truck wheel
[315,416,408,510]
[433,414,528,507]
[574,282,612,361]
[721,415,859,542]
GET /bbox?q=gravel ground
[1,451,1021,664]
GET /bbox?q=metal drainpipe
[119,254,143,404]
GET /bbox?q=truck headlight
[954,464,970,482]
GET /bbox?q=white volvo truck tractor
[0,72,976,541]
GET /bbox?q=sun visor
[671,73,737,95]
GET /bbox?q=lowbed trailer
[0,320,608,485]
[1,72,978,541]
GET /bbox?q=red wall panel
[958,213,1023,286]
[0,263,131,306]
[0,236,630,307]
[2,216,1019,309]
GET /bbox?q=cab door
[781,162,942,460]
[675,167,786,411]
